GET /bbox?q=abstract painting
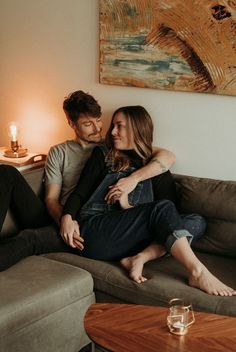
[99,0,236,96]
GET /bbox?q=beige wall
[1,0,236,180]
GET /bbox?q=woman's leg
[122,213,207,283]
[121,243,166,283]
[181,214,207,244]
[0,165,50,231]
[80,199,190,285]
[80,200,178,261]
[170,237,236,296]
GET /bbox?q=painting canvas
[99,0,236,96]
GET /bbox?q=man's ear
[67,117,74,129]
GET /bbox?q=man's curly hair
[63,90,101,122]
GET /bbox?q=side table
[0,147,46,173]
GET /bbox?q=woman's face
[111,112,135,150]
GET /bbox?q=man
[0,90,175,271]
[44,90,176,226]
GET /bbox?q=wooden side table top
[84,303,236,352]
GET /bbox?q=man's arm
[106,147,176,201]
[44,145,64,224]
[45,183,62,225]
[131,147,176,184]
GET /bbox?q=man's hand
[71,220,84,250]
[60,214,84,250]
[105,174,139,204]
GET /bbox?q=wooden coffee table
[84,303,236,352]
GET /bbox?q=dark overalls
[79,147,206,261]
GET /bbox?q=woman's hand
[105,174,139,205]
[105,175,139,203]
[60,214,84,250]
[118,191,133,209]
[105,188,132,209]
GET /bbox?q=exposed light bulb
[4,121,27,158]
[8,122,18,142]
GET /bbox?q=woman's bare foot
[189,265,236,296]
[120,254,147,284]
[121,244,167,283]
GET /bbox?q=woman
[61,106,235,296]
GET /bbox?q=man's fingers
[72,231,84,250]
[73,233,84,241]
[73,237,84,250]
[73,239,84,250]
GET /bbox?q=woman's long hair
[105,106,154,171]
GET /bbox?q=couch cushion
[193,219,236,257]
[45,252,236,317]
[0,255,94,338]
[175,175,236,257]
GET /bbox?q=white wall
[1,0,236,180]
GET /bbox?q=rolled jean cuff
[165,229,193,252]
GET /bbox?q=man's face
[72,114,103,145]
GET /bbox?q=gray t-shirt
[45,140,97,205]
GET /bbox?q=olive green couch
[1,168,236,352]
[46,174,236,317]
[0,168,95,352]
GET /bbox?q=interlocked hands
[60,214,84,250]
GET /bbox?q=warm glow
[19,102,73,154]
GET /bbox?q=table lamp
[4,122,28,158]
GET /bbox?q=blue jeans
[79,169,206,261]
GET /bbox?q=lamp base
[4,148,28,158]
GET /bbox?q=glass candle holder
[167,298,195,335]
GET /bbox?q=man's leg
[0,165,50,231]
[0,225,77,271]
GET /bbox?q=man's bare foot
[120,254,147,284]
[189,265,236,296]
